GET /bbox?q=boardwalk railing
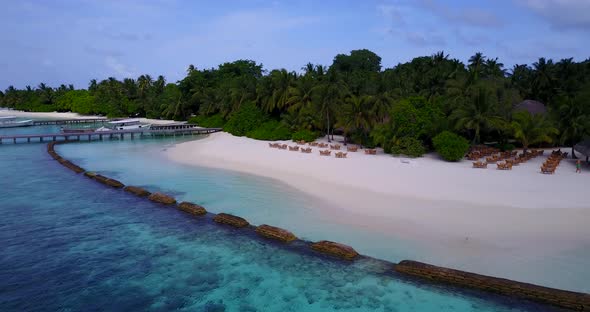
[150,123,201,130]
[32,118,107,126]
[0,128,222,144]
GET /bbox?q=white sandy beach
[0,109,104,120]
[166,132,590,291]
[0,109,177,125]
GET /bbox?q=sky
[0,0,589,90]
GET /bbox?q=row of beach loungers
[466,146,503,161]
[269,141,377,158]
[540,150,567,174]
[472,147,544,170]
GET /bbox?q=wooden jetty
[32,118,107,126]
[0,128,221,144]
[150,123,200,130]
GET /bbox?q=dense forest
[1,50,589,160]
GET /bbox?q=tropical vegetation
[1,50,589,159]
[433,131,470,161]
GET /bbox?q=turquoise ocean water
[0,124,564,311]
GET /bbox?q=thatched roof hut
[514,100,547,115]
[574,139,590,158]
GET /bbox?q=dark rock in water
[213,213,249,228]
[61,161,85,174]
[311,241,359,260]
[124,186,151,197]
[395,260,590,311]
[103,178,124,188]
[255,224,297,243]
[178,201,207,216]
[84,171,98,179]
[148,192,177,205]
[93,174,109,184]
[83,172,122,187]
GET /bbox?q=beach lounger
[288,146,300,151]
[347,146,358,152]
[364,149,377,155]
[309,142,319,147]
[300,147,312,153]
[330,144,341,150]
[319,150,331,156]
[279,144,288,150]
[472,161,487,169]
[485,156,498,163]
[335,152,347,158]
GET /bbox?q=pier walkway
[32,118,107,126]
[0,127,221,144]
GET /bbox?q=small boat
[95,118,151,132]
[0,116,34,128]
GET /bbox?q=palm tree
[450,86,505,143]
[122,78,137,100]
[531,57,555,103]
[137,74,153,98]
[286,76,314,113]
[555,58,577,97]
[485,57,506,78]
[370,85,394,124]
[558,97,590,158]
[468,52,486,82]
[511,111,558,153]
[37,83,53,105]
[264,69,296,113]
[509,64,532,97]
[187,64,195,74]
[154,75,166,95]
[338,94,372,146]
[312,71,346,142]
[431,51,449,65]
[88,79,98,93]
[302,63,315,76]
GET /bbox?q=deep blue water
[0,125,561,311]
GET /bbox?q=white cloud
[415,0,503,28]
[42,59,54,67]
[519,0,590,30]
[155,7,321,72]
[376,2,447,47]
[105,56,135,77]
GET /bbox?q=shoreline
[48,139,590,310]
[165,132,590,292]
[0,109,178,125]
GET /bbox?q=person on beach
[576,160,582,173]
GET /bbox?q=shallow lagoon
[56,135,590,294]
[0,140,556,311]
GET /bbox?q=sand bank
[166,132,590,291]
[0,109,104,120]
[0,109,177,125]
